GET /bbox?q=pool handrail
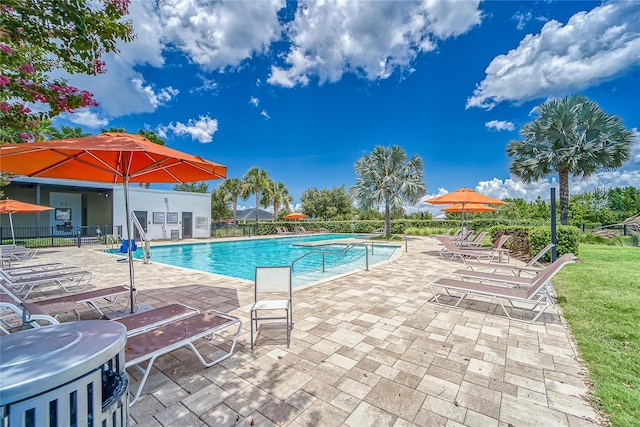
[291,242,375,273]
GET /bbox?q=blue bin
[119,239,137,253]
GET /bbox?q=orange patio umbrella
[425,188,505,206]
[0,132,227,312]
[0,199,53,245]
[284,212,307,220]
[442,203,496,213]
[426,188,505,230]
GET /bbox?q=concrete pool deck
[17,236,603,426]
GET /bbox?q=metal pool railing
[291,242,378,273]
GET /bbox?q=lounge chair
[429,253,577,322]
[449,251,573,289]
[434,236,497,262]
[0,297,242,407]
[0,282,130,323]
[0,268,93,298]
[0,294,58,333]
[276,227,294,235]
[4,265,83,279]
[461,234,512,262]
[3,262,66,272]
[250,266,292,348]
[451,229,474,244]
[459,231,488,248]
[122,308,242,406]
[0,246,38,263]
[463,243,555,276]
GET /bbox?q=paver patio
[15,236,603,426]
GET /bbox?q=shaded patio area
[20,236,602,426]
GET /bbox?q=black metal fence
[211,223,256,238]
[0,225,122,248]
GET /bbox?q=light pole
[550,178,557,262]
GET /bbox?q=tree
[300,186,353,220]
[260,178,275,213]
[174,182,209,193]
[47,125,91,140]
[271,181,293,221]
[210,188,232,221]
[507,95,635,225]
[219,177,243,222]
[240,167,270,222]
[0,0,134,144]
[351,145,427,236]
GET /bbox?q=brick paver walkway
[20,236,602,426]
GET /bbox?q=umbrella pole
[9,212,15,245]
[124,176,137,313]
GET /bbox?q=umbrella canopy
[0,199,53,245]
[426,188,504,230]
[0,133,227,312]
[284,212,307,220]
[425,187,505,206]
[442,203,496,213]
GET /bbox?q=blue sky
[56,0,640,215]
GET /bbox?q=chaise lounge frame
[429,253,577,323]
[123,308,242,406]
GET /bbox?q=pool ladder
[291,242,376,273]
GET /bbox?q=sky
[55,0,640,216]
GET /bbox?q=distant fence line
[0,225,122,248]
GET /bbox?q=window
[167,212,179,224]
[55,208,71,221]
[152,212,165,224]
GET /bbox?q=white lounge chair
[250,266,292,348]
[449,251,574,294]
[434,236,497,262]
[0,282,130,325]
[0,268,93,298]
[462,243,555,276]
[429,253,577,323]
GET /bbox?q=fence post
[77,229,82,247]
[365,246,369,271]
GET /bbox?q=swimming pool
[109,234,399,288]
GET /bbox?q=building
[1,177,212,241]
[234,208,274,222]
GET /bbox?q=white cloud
[191,75,218,93]
[261,110,271,120]
[58,1,283,118]
[467,2,640,109]
[158,115,219,143]
[131,78,179,108]
[512,10,533,30]
[268,0,482,87]
[249,97,259,107]
[157,0,285,71]
[485,120,515,131]
[60,109,109,129]
[410,169,640,215]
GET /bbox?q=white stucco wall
[113,187,211,240]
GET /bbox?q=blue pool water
[108,234,398,288]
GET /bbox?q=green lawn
[555,244,640,426]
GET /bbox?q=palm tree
[241,167,270,222]
[260,179,275,216]
[271,181,293,221]
[219,177,243,222]
[507,94,635,225]
[350,145,427,236]
[40,123,91,140]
